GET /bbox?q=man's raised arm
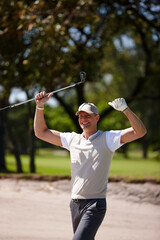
[34,91,62,147]
[108,98,147,144]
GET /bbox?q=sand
[0,179,160,240]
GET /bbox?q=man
[34,92,147,240]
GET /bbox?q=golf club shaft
[0,72,86,111]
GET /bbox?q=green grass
[110,152,160,180]
[3,149,160,181]
[5,150,71,177]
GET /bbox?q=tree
[0,0,159,172]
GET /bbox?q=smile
[81,122,89,127]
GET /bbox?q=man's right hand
[35,91,53,107]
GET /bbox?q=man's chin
[81,125,89,129]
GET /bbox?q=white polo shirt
[61,130,123,153]
[60,130,124,199]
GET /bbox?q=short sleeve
[60,132,72,151]
[105,130,124,152]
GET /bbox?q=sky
[9,88,58,107]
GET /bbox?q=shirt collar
[82,130,100,141]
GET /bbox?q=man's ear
[96,114,100,122]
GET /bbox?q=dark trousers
[70,198,106,240]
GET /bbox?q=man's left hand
[108,98,128,111]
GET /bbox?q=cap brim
[75,110,94,116]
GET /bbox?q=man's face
[78,111,100,130]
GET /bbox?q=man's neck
[83,129,97,140]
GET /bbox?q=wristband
[36,106,44,110]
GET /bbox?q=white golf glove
[108,98,128,112]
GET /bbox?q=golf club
[0,71,86,111]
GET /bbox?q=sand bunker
[0,179,160,240]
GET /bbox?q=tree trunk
[13,148,23,173]
[4,112,23,173]
[0,111,7,172]
[121,144,129,158]
[29,126,35,173]
[26,100,36,173]
[142,141,148,159]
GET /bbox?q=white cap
[76,103,98,116]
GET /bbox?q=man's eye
[79,115,91,119]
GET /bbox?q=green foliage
[45,105,76,132]
[98,109,130,132]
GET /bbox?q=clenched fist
[35,91,53,108]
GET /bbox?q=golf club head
[80,71,86,83]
